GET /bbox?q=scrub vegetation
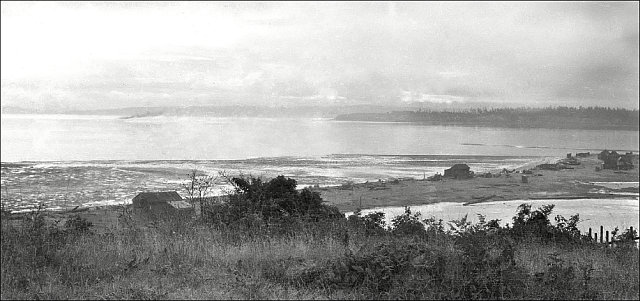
[1,175,638,300]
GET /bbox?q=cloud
[401,92,465,104]
[1,2,638,110]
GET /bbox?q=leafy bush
[529,252,598,299]
[452,227,526,299]
[347,210,387,235]
[204,175,342,226]
[509,203,589,244]
[326,239,437,294]
[304,232,528,299]
[612,227,639,244]
[390,207,426,236]
[64,215,94,234]
[422,216,446,235]
[511,203,555,239]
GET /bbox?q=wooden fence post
[588,228,592,240]
[594,233,598,243]
[600,226,604,243]
[606,231,609,246]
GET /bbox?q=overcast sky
[1,1,638,111]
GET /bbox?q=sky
[1,1,638,111]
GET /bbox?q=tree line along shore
[335,106,640,131]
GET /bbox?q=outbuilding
[132,191,194,218]
[444,164,473,179]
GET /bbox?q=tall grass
[2,204,638,300]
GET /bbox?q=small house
[444,164,473,179]
[598,150,610,160]
[618,153,634,170]
[599,150,633,170]
[132,191,194,218]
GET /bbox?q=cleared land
[320,155,639,213]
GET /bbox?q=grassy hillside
[2,177,638,300]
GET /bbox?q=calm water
[346,198,640,236]
[2,114,638,161]
[1,114,639,212]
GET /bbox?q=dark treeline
[335,106,640,130]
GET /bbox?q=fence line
[587,225,639,246]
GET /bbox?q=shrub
[326,239,436,294]
[613,227,638,243]
[347,210,387,235]
[64,215,94,234]
[530,252,584,299]
[207,175,342,226]
[509,203,589,244]
[390,207,426,236]
[452,228,526,299]
[511,203,555,239]
[422,216,446,235]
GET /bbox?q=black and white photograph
[1,1,638,299]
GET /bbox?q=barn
[444,164,473,179]
[598,150,634,170]
[132,191,194,218]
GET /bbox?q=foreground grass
[1,211,639,300]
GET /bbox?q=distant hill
[0,106,41,114]
[63,105,413,118]
[334,107,640,131]
[4,105,639,131]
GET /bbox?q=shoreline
[318,155,639,213]
[2,155,638,232]
[333,119,640,132]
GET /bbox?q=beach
[320,155,639,212]
[4,154,637,233]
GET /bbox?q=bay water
[1,114,638,214]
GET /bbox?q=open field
[320,155,639,213]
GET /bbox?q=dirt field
[319,155,639,212]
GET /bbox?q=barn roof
[448,164,470,170]
[133,191,182,203]
[168,201,192,210]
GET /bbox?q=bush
[612,227,639,246]
[309,232,528,299]
[325,239,436,294]
[509,203,590,244]
[347,210,387,235]
[390,207,426,236]
[64,215,94,234]
[529,252,597,299]
[511,203,555,239]
[452,227,526,299]
[205,175,342,226]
